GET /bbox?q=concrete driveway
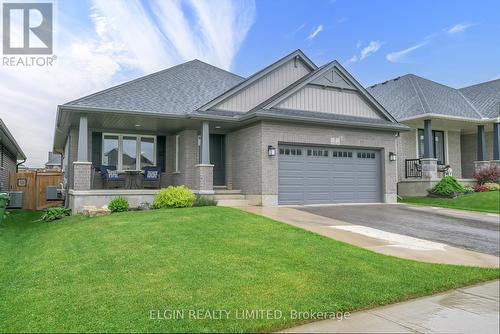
[299,204,500,256]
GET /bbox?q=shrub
[473,166,500,184]
[428,176,465,197]
[153,186,195,209]
[462,185,474,194]
[473,184,489,192]
[37,207,71,222]
[193,195,217,207]
[484,182,500,191]
[108,197,129,212]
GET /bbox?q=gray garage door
[278,145,382,205]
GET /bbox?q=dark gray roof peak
[63,59,245,115]
[367,73,484,120]
[460,79,500,119]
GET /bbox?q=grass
[400,191,500,214]
[0,208,498,333]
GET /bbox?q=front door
[210,134,225,186]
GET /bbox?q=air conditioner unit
[7,191,23,208]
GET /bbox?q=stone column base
[73,161,92,190]
[421,158,438,179]
[195,164,214,194]
[474,160,491,174]
[488,160,500,170]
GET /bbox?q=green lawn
[0,208,498,333]
[400,191,500,214]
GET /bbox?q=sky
[1,0,499,167]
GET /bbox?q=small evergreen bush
[428,176,465,197]
[193,195,217,207]
[108,197,129,213]
[153,186,195,209]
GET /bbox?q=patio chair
[142,166,161,189]
[100,165,125,189]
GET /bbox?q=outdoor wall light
[389,152,397,161]
[268,145,276,156]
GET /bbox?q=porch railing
[405,159,422,178]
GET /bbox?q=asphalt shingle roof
[367,74,484,120]
[64,60,244,114]
[460,79,500,119]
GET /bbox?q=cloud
[307,25,323,40]
[0,0,256,166]
[360,41,382,60]
[346,41,382,64]
[447,23,474,34]
[346,55,358,64]
[336,17,348,24]
[386,42,427,63]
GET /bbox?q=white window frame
[102,133,156,171]
[174,135,180,173]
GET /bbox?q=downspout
[16,159,25,172]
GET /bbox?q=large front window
[418,129,445,165]
[102,133,156,170]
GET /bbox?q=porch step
[214,189,242,195]
[216,199,250,207]
[213,193,246,200]
[212,189,249,206]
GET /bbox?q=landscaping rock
[81,206,111,217]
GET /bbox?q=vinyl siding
[275,85,383,119]
[214,59,311,112]
[0,144,17,191]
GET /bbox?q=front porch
[397,117,500,196]
[60,110,251,212]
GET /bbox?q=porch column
[493,122,500,161]
[195,121,214,194]
[77,115,88,162]
[476,124,486,161]
[201,121,210,164]
[421,119,437,179]
[73,115,91,191]
[423,119,433,158]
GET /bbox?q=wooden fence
[9,170,64,210]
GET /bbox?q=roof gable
[64,60,244,115]
[199,49,317,112]
[257,61,398,123]
[310,67,355,89]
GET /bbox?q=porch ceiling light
[215,125,221,129]
[389,152,397,161]
[135,124,141,127]
[268,145,276,157]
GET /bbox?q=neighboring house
[0,118,26,192]
[45,151,62,170]
[53,50,409,212]
[367,75,500,195]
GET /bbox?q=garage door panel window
[279,145,381,204]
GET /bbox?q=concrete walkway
[280,280,500,333]
[240,206,499,267]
